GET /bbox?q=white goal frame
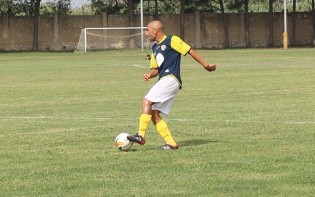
[78,27,147,52]
[77,0,145,52]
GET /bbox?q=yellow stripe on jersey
[150,53,158,69]
[150,35,167,69]
[170,36,191,55]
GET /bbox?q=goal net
[76,27,149,52]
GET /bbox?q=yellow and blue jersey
[150,35,191,87]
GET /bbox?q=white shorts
[145,76,180,115]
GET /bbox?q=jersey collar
[157,35,167,44]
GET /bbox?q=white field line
[284,121,315,124]
[0,116,314,125]
[133,64,147,68]
[0,128,77,137]
[1,116,313,138]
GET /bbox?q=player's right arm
[144,68,158,82]
[144,53,159,81]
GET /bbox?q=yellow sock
[155,120,177,146]
[138,114,152,138]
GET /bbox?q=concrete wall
[0,12,313,51]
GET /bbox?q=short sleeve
[170,35,191,55]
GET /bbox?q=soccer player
[128,20,216,150]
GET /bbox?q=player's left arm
[188,48,216,72]
[171,36,216,72]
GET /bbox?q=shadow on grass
[178,139,221,147]
[128,139,223,151]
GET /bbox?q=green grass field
[0,48,314,196]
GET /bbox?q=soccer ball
[115,132,133,151]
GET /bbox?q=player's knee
[142,98,151,106]
[142,98,152,113]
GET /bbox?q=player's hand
[144,73,150,81]
[204,64,216,72]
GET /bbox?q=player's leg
[127,98,153,145]
[152,110,178,149]
[138,98,153,139]
[129,76,179,147]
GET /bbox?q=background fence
[0,12,313,51]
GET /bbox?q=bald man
[128,20,216,150]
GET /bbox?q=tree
[226,0,250,47]
[185,0,216,13]
[127,0,135,48]
[41,0,72,15]
[91,0,128,15]
[153,0,158,19]
[33,0,41,51]
[244,0,250,47]
[313,0,315,46]
[1,0,71,50]
[219,0,229,48]
[292,0,296,46]
[226,0,243,11]
[268,0,274,47]
[180,0,185,39]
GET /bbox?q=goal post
[76,27,148,52]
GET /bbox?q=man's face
[145,24,156,42]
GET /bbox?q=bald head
[145,20,165,42]
[149,20,164,32]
